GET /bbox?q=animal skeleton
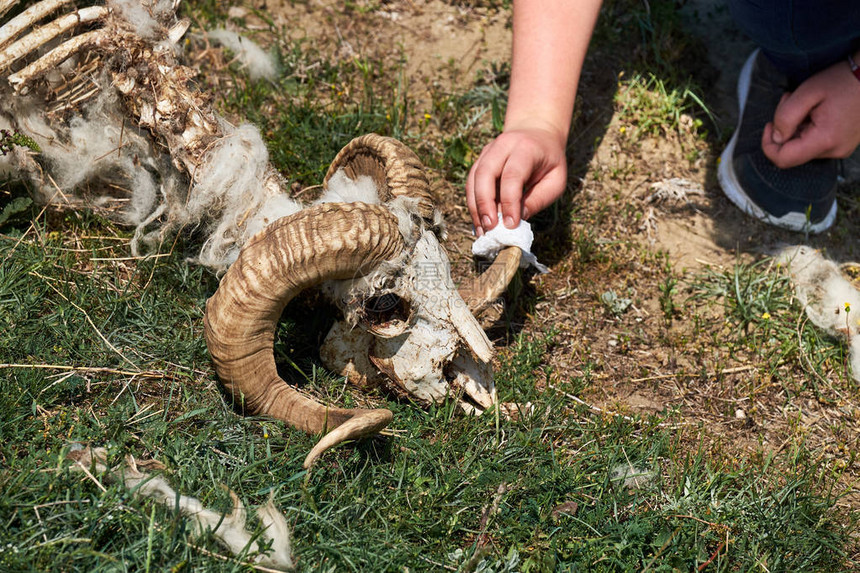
[0,0,522,467]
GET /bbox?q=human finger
[471,146,509,232]
[466,160,484,235]
[498,151,536,228]
[762,121,831,168]
[770,87,822,145]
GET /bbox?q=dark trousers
[726,0,860,86]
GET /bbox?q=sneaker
[718,50,838,233]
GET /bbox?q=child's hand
[466,126,567,236]
[762,56,860,168]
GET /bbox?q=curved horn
[204,202,404,468]
[324,134,436,221]
[459,246,523,315]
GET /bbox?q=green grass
[0,215,853,570]
[689,258,856,397]
[1,0,858,569]
[614,73,711,142]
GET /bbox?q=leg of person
[719,0,860,233]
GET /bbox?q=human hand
[762,57,860,168]
[466,127,567,236]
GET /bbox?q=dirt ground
[218,0,860,505]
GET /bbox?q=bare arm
[466,0,603,234]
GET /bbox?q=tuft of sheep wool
[69,446,295,571]
[187,122,301,269]
[106,0,177,41]
[778,245,860,382]
[609,463,654,490]
[1,90,173,222]
[315,169,380,205]
[207,29,278,81]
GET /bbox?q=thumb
[762,121,830,168]
[771,88,821,144]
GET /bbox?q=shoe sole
[717,50,837,234]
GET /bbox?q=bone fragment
[0,6,108,71]
[0,0,74,50]
[8,29,106,89]
[779,245,860,382]
[69,446,295,571]
[448,349,494,410]
[449,290,493,364]
[167,18,190,45]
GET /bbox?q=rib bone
[0,5,108,70]
[0,0,17,20]
[0,0,73,50]
[9,29,106,89]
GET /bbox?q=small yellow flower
[619,126,626,134]
[761,312,771,320]
[845,302,851,313]
[423,113,431,120]
[263,432,269,439]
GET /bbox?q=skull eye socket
[361,293,412,338]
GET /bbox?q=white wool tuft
[107,0,176,40]
[2,86,294,271]
[385,195,428,243]
[2,89,292,271]
[244,194,303,240]
[124,167,160,225]
[243,195,302,237]
[0,155,14,177]
[315,169,380,205]
[188,123,286,270]
[207,29,278,81]
[779,245,860,382]
[3,90,169,220]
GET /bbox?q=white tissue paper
[472,216,549,274]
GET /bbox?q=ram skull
[204,134,522,467]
